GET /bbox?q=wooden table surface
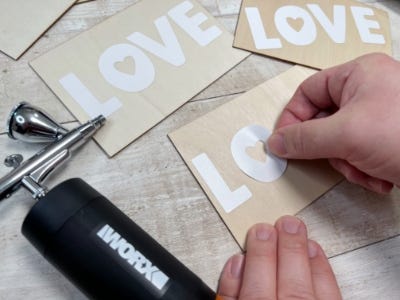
[1,0,400,299]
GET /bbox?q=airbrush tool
[0,102,215,299]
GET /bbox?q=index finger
[239,223,277,300]
[275,60,358,129]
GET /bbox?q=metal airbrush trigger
[0,102,105,200]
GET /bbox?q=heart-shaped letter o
[231,124,287,182]
[99,43,155,92]
[274,5,317,46]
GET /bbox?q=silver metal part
[21,176,48,200]
[0,102,106,200]
[7,102,68,143]
[4,154,24,169]
[29,150,70,185]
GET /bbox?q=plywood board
[169,66,343,247]
[0,0,77,59]
[234,0,392,69]
[31,0,249,156]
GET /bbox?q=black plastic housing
[22,178,215,300]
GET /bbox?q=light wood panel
[30,0,248,156]
[234,0,392,69]
[0,0,77,59]
[2,1,399,130]
[170,66,342,247]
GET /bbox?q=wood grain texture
[170,66,342,247]
[30,0,249,156]
[0,0,400,299]
[332,235,400,299]
[234,0,392,69]
[0,0,77,59]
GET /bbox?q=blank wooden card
[169,66,343,247]
[31,0,249,156]
[234,0,392,69]
[0,0,76,59]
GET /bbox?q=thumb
[267,117,344,159]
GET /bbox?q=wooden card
[0,0,76,59]
[31,0,249,156]
[234,0,392,69]
[169,66,343,247]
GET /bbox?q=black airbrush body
[0,102,215,300]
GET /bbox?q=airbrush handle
[22,178,215,299]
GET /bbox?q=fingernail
[268,133,287,156]
[230,254,244,278]
[282,216,301,234]
[256,224,272,241]
[308,240,318,258]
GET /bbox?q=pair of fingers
[217,216,342,300]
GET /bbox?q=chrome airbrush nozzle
[91,115,106,129]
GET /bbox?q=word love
[192,125,287,213]
[246,4,385,49]
[59,0,222,118]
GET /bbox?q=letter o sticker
[99,43,155,92]
[274,5,317,46]
[231,124,287,182]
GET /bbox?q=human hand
[267,53,400,194]
[217,216,341,300]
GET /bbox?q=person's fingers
[217,254,245,300]
[308,240,342,300]
[275,216,315,300]
[268,116,347,159]
[329,158,393,194]
[239,223,277,300]
[275,60,358,129]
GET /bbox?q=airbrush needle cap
[6,102,69,143]
[6,102,26,139]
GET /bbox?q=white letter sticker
[191,153,251,213]
[231,124,287,182]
